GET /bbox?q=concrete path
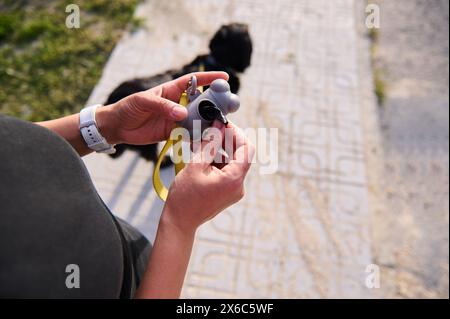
[372,0,449,298]
[83,0,380,298]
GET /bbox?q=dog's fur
[105,23,252,164]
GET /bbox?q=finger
[221,122,255,178]
[175,71,229,90]
[191,120,225,167]
[226,121,247,149]
[135,93,187,121]
[160,71,229,102]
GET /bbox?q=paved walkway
[372,0,449,298]
[83,0,380,298]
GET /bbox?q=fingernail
[172,106,186,118]
[202,128,212,140]
[217,148,229,159]
[202,127,220,141]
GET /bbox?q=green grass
[368,28,379,54]
[373,69,386,106]
[367,27,387,106]
[0,0,140,121]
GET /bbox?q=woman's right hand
[136,119,254,299]
[162,121,255,235]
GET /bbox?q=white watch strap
[79,104,116,154]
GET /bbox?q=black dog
[105,23,252,165]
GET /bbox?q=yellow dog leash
[152,77,203,201]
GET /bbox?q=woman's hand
[136,121,254,298]
[162,120,255,235]
[37,71,228,157]
[97,71,229,145]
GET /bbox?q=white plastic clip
[186,75,201,102]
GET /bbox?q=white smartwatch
[79,104,116,154]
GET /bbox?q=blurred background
[0,0,448,298]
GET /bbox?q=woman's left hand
[96,71,229,145]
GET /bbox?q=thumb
[146,94,188,121]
